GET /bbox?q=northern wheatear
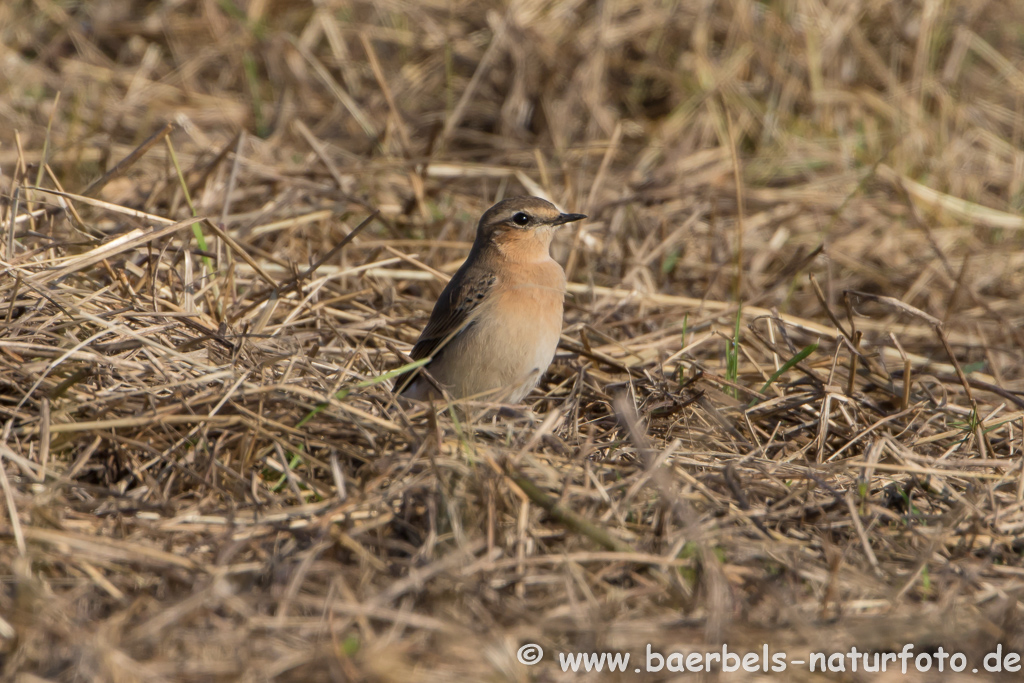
[396,196,586,402]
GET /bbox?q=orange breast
[426,258,566,401]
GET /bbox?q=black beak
[553,212,587,226]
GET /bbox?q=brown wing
[411,271,496,360]
[394,268,497,393]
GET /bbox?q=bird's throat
[493,230,554,264]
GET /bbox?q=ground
[2,1,1024,681]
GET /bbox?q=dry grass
[2,0,1024,680]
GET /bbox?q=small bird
[396,196,586,403]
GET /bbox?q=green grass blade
[295,358,431,428]
[750,342,819,406]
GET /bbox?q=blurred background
[4,0,1023,316]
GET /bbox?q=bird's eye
[511,212,530,226]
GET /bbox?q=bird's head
[474,196,586,262]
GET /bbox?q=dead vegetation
[2,0,1024,680]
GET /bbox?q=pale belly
[427,283,564,402]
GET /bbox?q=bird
[395,196,586,403]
